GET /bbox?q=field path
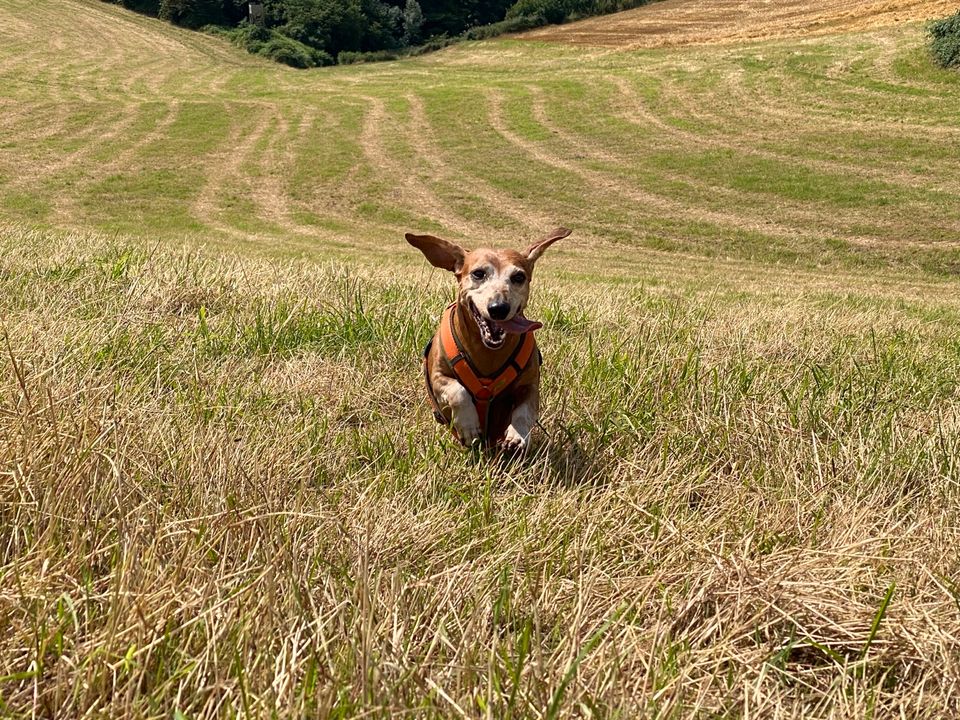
[358,95,497,239]
[191,108,272,235]
[403,93,561,234]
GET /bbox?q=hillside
[3,0,960,718]
[522,0,959,48]
[3,0,960,271]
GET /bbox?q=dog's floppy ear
[524,227,571,263]
[405,233,465,274]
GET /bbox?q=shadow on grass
[490,422,612,491]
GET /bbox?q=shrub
[590,0,651,12]
[260,36,313,67]
[122,0,161,14]
[505,0,649,27]
[314,48,335,66]
[209,23,333,68]
[337,49,401,64]
[460,14,546,40]
[929,11,960,69]
[159,0,226,28]
[506,0,583,25]
[101,0,161,15]
[401,34,455,56]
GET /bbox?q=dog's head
[406,227,571,349]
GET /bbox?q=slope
[522,0,958,48]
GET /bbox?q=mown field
[3,0,960,717]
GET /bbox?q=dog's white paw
[501,424,528,454]
[453,409,482,447]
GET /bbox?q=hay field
[523,0,958,48]
[3,0,960,717]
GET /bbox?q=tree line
[105,0,650,67]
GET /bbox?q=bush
[505,0,649,27]
[209,23,333,68]
[590,0,651,12]
[401,34,455,56]
[120,0,161,14]
[929,11,960,69]
[260,35,316,67]
[102,0,161,14]
[460,14,546,40]
[106,0,245,22]
[506,0,582,25]
[337,49,402,64]
[159,0,226,28]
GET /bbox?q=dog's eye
[471,269,486,281]
[510,271,526,285]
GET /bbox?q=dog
[406,227,571,452]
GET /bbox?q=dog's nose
[487,302,510,321]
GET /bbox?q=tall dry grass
[3,226,960,717]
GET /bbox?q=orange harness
[424,303,538,444]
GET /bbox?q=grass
[3,0,960,716]
[4,2,960,268]
[4,224,960,717]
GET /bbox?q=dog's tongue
[496,313,542,334]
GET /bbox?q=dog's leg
[503,389,538,454]
[434,375,481,445]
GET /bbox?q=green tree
[275,0,366,55]
[418,0,513,37]
[159,0,230,27]
[402,0,423,44]
[360,0,402,50]
[120,0,162,13]
[507,0,585,24]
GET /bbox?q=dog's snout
[487,302,510,321]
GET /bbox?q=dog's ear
[524,227,571,263]
[405,233,465,274]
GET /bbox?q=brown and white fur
[406,227,571,452]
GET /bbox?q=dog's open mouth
[469,300,543,349]
[470,300,506,349]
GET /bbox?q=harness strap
[432,302,537,441]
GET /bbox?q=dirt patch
[522,0,957,49]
